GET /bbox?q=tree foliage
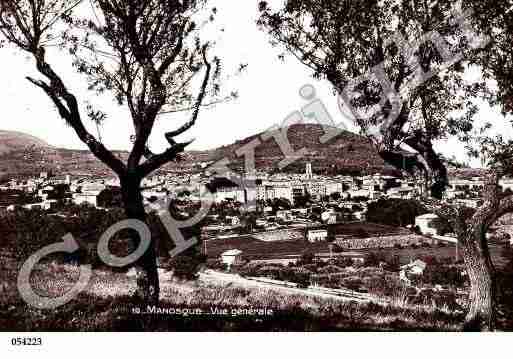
[258,0,495,198]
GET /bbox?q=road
[198,270,388,304]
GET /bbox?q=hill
[0,130,127,178]
[0,130,51,155]
[185,123,397,176]
[0,124,398,178]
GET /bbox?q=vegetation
[257,0,513,331]
[0,0,225,305]
[366,199,427,228]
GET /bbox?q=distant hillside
[185,124,397,176]
[0,130,51,155]
[0,130,127,178]
[0,124,400,178]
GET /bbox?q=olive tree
[0,0,223,304]
[258,0,513,330]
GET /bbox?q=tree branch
[162,45,212,139]
[138,140,194,178]
[27,48,126,176]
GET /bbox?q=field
[328,222,407,237]
[205,237,330,260]
[205,223,511,268]
[0,252,464,331]
[360,238,510,267]
[205,222,408,261]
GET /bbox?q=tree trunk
[459,228,496,331]
[121,176,160,305]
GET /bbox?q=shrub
[169,251,207,280]
[298,251,315,265]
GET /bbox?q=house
[401,259,427,275]
[400,259,427,285]
[307,229,328,242]
[221,249,243,269]
[387,186,417,199]
[73,192,99,207]
[72,181,107,207]
[225,216,241,226]
[321,210,337,224]
[415,213,442,236]
[22,200,58,211]
[276,210,293,221]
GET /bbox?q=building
[415,213,442,236]
[400,259,428,285]
[305,162,313,180]
[305,180,326,200]
[307,229,328,242]
[321,210,337,224]
[221,249,243,269]
[387,186,417,199]
[276,210,294,221]
[22,200,58,211]
[72,181,106,207]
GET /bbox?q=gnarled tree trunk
[459,228,496,331]
[455,170,501,331]
[121,175,160,305]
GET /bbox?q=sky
[0,0,511,167]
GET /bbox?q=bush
[298,251,315,265]
[292,271,311,289]
[364,252,384,267]
[366,198,427,227]
[169,251,207,280]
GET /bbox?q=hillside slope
[0,130,51,155]
[0,124,397,177]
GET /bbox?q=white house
[415,213,441,236]
[307,229,328,242]
[225,216,241,226]
[276,210,293,221]
[401,259,427,275]
[221,249,243,269]
[23,200,58,211]
[73,192,99,207]
[400,259,427,285]
[321,210,337,224]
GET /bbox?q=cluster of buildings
[2,163,511,229]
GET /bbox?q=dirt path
[198,270,388,304]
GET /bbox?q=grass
[205,237,330,260]
[0,255,465,331]
[204,222,406,261]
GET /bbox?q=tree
[298,251,314,265]
[294,192,311,207]
[240,212,257,234]
[271,197,292,211]
[366,198,427,227]
[0,0,223,305]
[258,0,513,330]
[330,192,341,201]
[258,0,488,199]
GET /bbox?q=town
[3,160,513,313]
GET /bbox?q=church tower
[305,162,313,180]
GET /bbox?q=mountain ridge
[0,125,396,178]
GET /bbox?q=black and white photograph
[1,0,513,350]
